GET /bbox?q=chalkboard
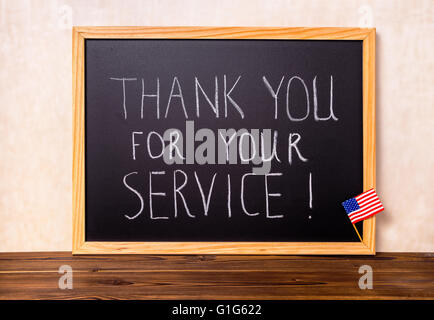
[73,27,376,254]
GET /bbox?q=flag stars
[342,198,360,214]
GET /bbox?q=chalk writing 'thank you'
[109,75,338,121]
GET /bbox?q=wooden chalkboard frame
[73,27,376,255]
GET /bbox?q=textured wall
[0,0,432,252]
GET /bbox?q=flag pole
[352,223,363,242]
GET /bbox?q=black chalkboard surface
[84,38,363,243]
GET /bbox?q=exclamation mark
[308,172,313,219]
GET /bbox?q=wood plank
[362,29,376,252]
[0,252,432,300]
[74,26,374,40]
[75,241,373,255]
[72,27,86,253]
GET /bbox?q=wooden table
[0,252,432,300]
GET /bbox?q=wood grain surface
[0,252,432,300]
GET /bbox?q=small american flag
[342,189,384,224]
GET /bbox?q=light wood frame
[73,27,376,255]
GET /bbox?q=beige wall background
[0,0,433,252]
